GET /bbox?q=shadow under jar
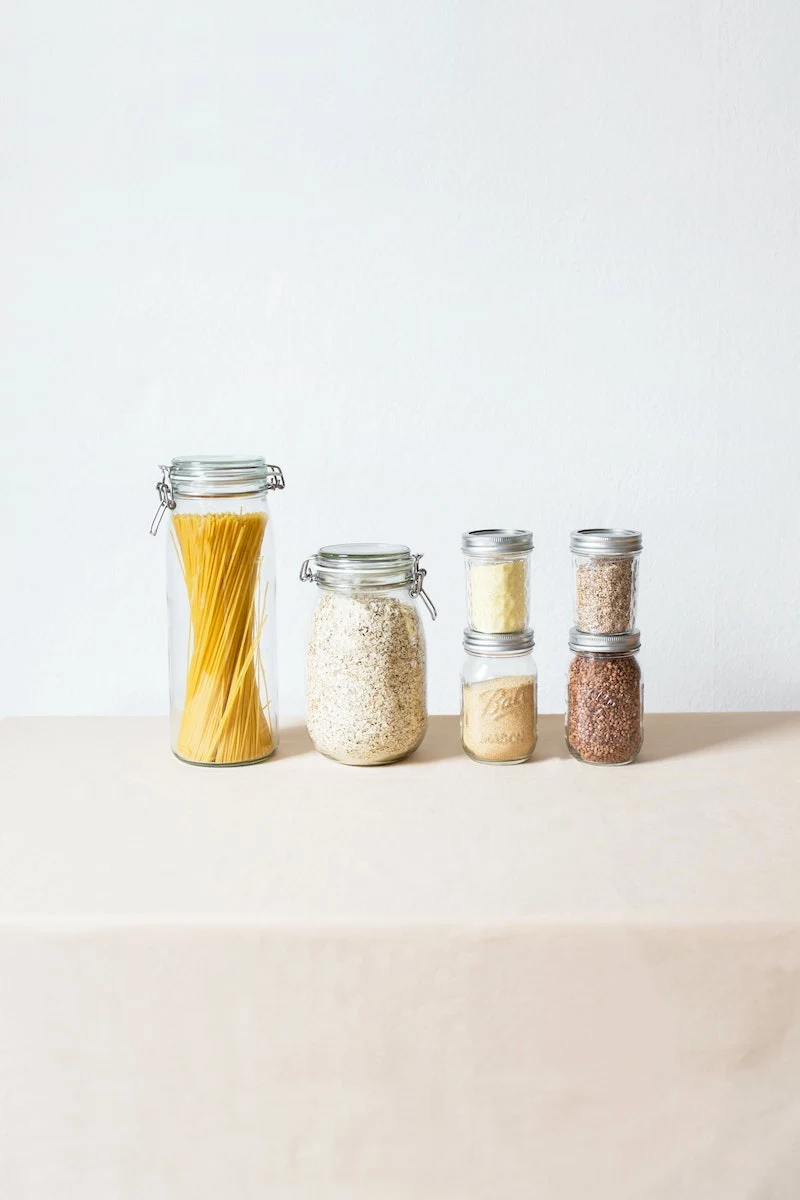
[300,544,437,765]
[566,629,643,765]
[150,455,285,766]
[570,528,642,635]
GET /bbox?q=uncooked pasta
[170,511,274,764]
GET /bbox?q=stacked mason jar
[460,530,537,764]
[566,529,643,765]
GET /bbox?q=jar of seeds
[566,629,643,765]
[462,529,533,634]
[461,629,537,764]
[300,544,437,765]
[570,528,642,634]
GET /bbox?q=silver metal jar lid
[461,529,534,556]
[568,627,641,653]
[569,528,642,555]
[464,628,535,656]
[300,543,437,619]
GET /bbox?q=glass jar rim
[307,543,415,588]
[168,456,284,497]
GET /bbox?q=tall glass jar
[150,456,285,766]
[566,629,643,765]
[300,544,437,765]
[462,529,533,634]
[570,528,642,634]
[461,629,537,764]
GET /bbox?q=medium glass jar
[462,529,533,634]
[566,629,643,765]
[461,629,537,764]
[150,456,285,766]
[300,544,436,765]
[570,528,642,635]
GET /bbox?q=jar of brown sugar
[570,528,642,634]
[566,629,643,765]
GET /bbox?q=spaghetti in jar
[150,456,285,765]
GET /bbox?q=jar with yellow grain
[461,529,533,634]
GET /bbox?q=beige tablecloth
[1,714,799,1199]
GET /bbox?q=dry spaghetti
[170,511,274,764]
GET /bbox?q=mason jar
[300,544,436,765]
[150,456,285,766]
[461,529,533,634]
[566,629,643,765]
[461,629,537,764]
[570,528,642,635]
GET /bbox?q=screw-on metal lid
[461,528,534,556]
[569,528,642,555]
[568,627,641,653]
[464,628,535,656]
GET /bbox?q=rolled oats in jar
[300,544,437,765]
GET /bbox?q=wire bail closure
[150,460,285,535]
[149,465,176,536]
[300,551,437,619]
[265,465,286,491]
[411,553,437,620]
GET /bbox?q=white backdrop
[2,0,799,718]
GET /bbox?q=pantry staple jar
[150,456,285,766]
[566,628,643,765]
[461,629,537,764]
[570,528,642,635]
[300,544,436,765]
[462,529,533,634]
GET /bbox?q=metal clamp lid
[300,543,437,620]
[149,457,285,535]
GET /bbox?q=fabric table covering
[1,714,799,1199]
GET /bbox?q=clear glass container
[566,629,643,765]
[462,529,533,634]
[300,544,436,765]
[570,528,642,635]
[150,456,285,766]
[461,629,537,764]
[460,624,534,763]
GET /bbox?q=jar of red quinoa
[566,628,643,765]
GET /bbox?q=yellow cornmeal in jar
[468,559,527,633]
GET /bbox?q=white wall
[2,0,799,718]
